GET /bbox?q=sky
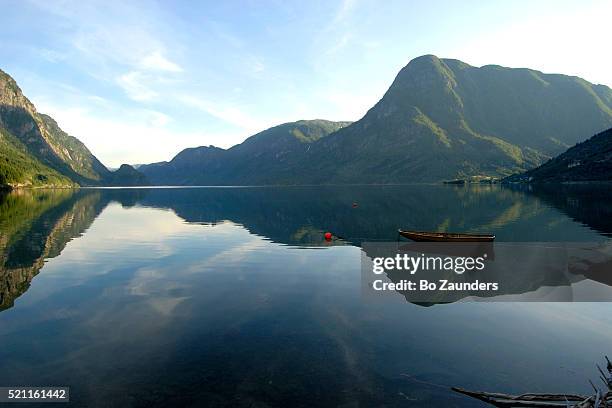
[1,0,611,167]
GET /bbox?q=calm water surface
[0,185,611,407]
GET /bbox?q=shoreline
[3,179,611,192]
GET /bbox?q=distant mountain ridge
[140,119,351,185]
[107,164,150,186]
[4,55,612,187]
[0,69,148,188]
[142,55,612,185]
[505,127,612,183]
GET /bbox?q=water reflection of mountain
[70,186,612,303]
[0,190,106,310]
[512,184,612,238]
[0,185,610,311]
[133,185,579,244]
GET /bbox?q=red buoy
[324,232,332,240]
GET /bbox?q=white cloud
[362,40,380,49]
[312,0,359,67]
[322,88,382,121]
[149,111,171,127]
[449,2,612,87]
[117,71,158,101]
[251,59,265,74]
[140,51,183,72]
[38,48,66,63]
[325,33,352,57]
[209,21,245,49]
[331,0,357,26]
[178,95,273,133]
[34,102,209,166]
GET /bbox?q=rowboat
[398,229,495,242]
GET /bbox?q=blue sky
[1,0,610,167]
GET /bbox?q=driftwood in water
[452,357,612,407]
[451,387,596,407]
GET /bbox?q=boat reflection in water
[363,240,612,306]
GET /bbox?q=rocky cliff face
[1,69,152,188]
[0,69,112,186]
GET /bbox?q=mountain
[140,119,351,185]
[301,56,612,183]
[0,69,111,187]
[0,124,73,188]
[5,56,612,187]
[505,127,612,183]
[142,55,612,185]
[0,68,148,188]
[107,164,150,186]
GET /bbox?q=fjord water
[0,185,611,407]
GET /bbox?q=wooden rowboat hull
[399,230,495,242]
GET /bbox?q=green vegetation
[0,189,75,250]
[141,55,612,185]
[0,127,74,187]
[0,189,103,310]
[505,127,612,183]
[37,114,110,182]
[140,120,351,185]
[412,109,451,148]
[3,55,612,186]
[1,68,148,188]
